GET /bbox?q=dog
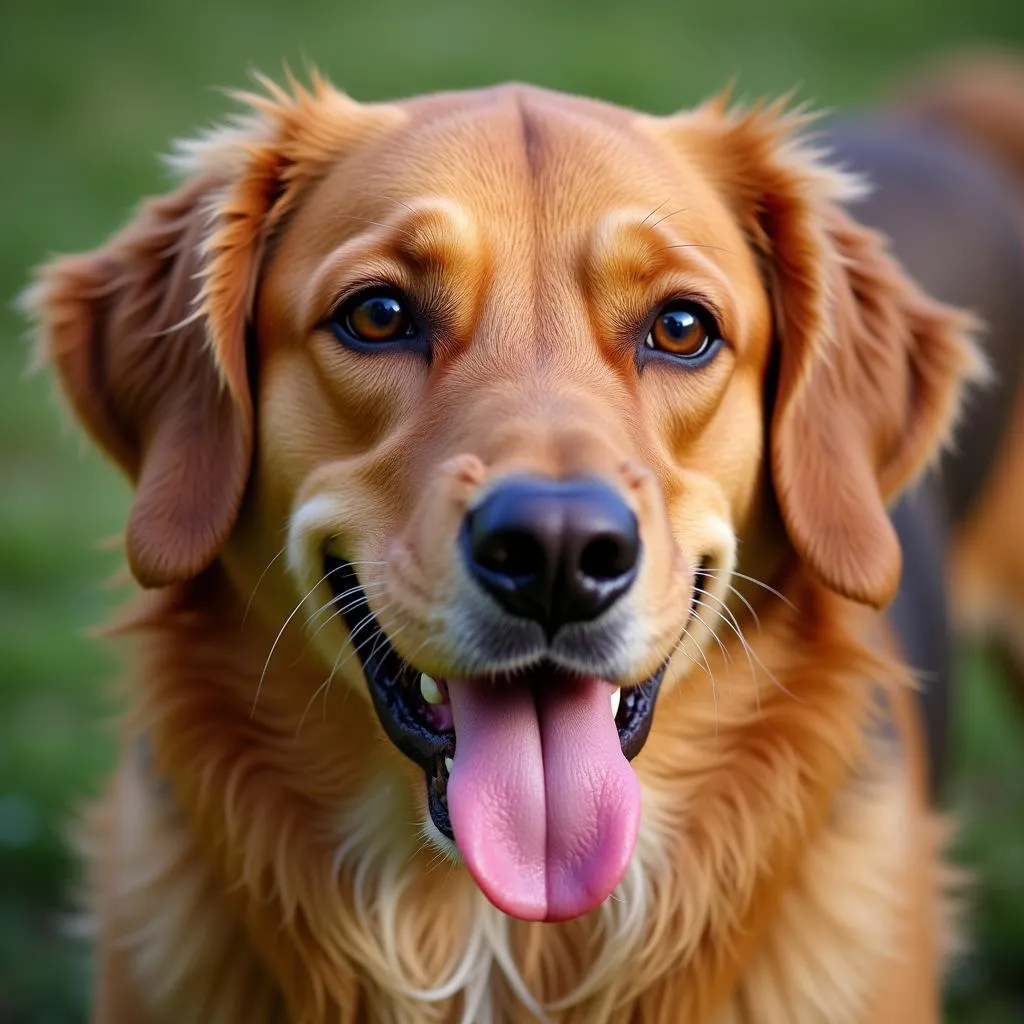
[820,58,1024,796]
[884,54,1024,723]
[24,63,1024,1022]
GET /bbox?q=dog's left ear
[656,97,985,608]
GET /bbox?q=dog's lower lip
[321,554,674,838]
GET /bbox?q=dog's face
[251,89,775,920]
[30,80,978,923]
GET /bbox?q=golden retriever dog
[27,70,996,1022]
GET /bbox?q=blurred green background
[3,0,1024,1020]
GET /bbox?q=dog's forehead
[379,84,667,189]
[259,85,769,365]
[298,85,734,250]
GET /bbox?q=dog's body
[26,63,1024,1023]
[824,108,1024,794]
[886,57,1024,717]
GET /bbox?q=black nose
[462,476,640,634]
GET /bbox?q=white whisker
[296,609,397,737]
[304,582,387,633]
[697,588,800,704]
[694,593,761,713]
[242,544,287,625]
[321,605,398,685]
[690,607,731,666]
[672,624,718,731]
[719,579,762,632]
[296,674,334,739]
[365,617,401,671]
[351,189,417,216]
[252,561,349,718]
[704,567,797,611]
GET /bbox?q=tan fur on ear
[28,177,253,588]
[772,206,983,608]
[25,70,403,588]
[665,99,985,607]
[181,70,404,406]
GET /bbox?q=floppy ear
[27,176,253,588]
[25,72,399,588]
[667,98,985,608]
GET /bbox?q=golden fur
[893,54,1024,698]
[27,74,986,1022]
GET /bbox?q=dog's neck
[112,564,915,1023]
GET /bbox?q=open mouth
[323,554,705,920]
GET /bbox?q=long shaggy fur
[25,69,984,1023]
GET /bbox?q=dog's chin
[321,555,704,922]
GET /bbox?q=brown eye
[645,302,720,362]
[331,289,419,347]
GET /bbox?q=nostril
[579,534,632,581]
[463,476,640,631]
[475,529,546,579]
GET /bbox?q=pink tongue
[446,676,640,922]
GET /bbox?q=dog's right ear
[27,176,253,588]
[25,73,402,588]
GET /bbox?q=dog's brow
[395,199,479,270]
[585,209,733,289]
[586,211,670,283]
[299,199,481,327]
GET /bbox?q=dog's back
[822,59,1024,792]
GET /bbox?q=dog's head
[28,77,980,922]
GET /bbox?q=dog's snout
[462,477,640,633]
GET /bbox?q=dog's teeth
[444,756,454,774]
[611,688,621,719]
[420,674,444,705]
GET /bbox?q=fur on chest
[91,723,927,1024]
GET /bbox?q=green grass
[2,0,1024,1019]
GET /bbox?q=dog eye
[645,302,720,362]
[330,289,419,346]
